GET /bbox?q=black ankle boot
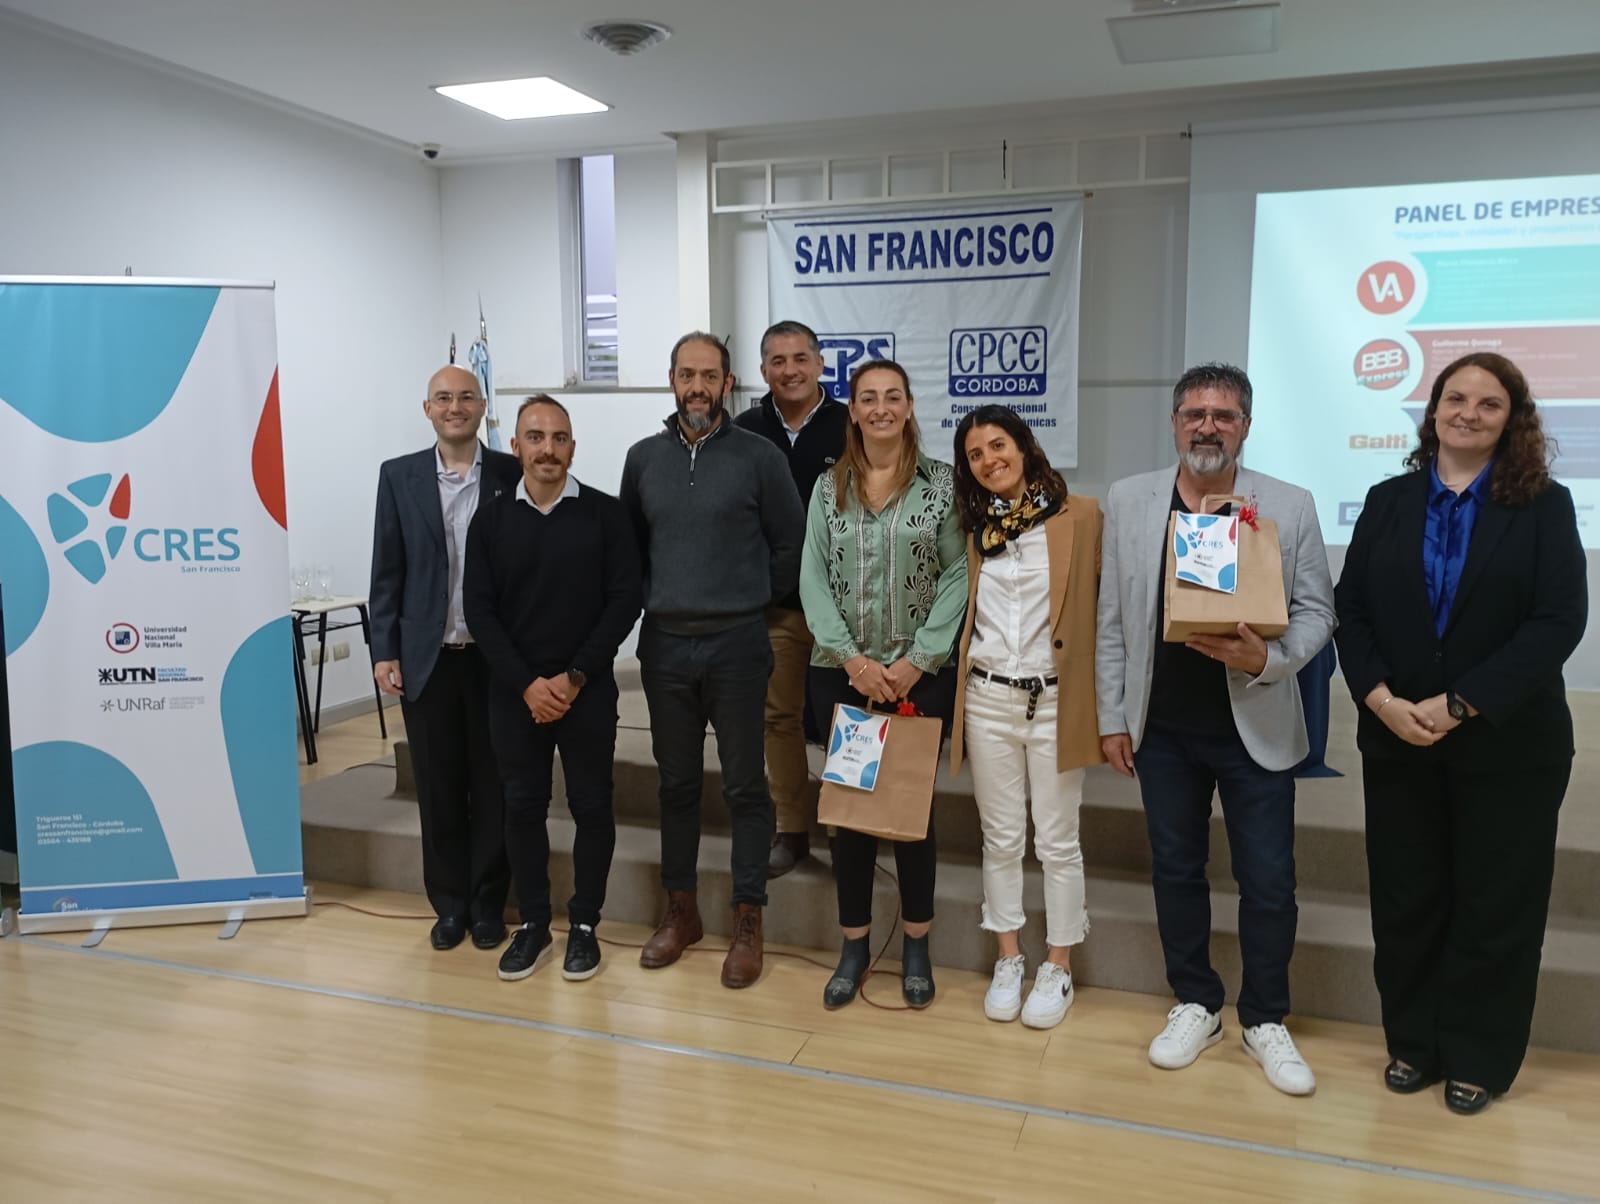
[824,935,871,1009]
[901,933,935,1008]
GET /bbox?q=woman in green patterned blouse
[798,359,968,1010]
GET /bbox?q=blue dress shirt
[1423,460,1493,636]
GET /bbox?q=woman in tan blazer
[950,404,1104,1030]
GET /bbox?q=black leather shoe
[1445,1081,1497,1114]
[823,935,871,1010]
[1384,1059,1437,1094]
[901,933,935,1009]
[562,923,602,981]
[471,918,507,949]
[430,916,467,950]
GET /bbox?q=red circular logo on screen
[1353,339,1410,390]
[1356,261,1415,315]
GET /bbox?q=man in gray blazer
[370,364,521,952]
[1096,363,1334,1097]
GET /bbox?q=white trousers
[963,674,1088,947]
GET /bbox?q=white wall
[0,19,446,710]
[614,148,681,388]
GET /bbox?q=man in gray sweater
[619,331,805,989]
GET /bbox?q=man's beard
[677,392,721,432]
[1180,437,1236,477]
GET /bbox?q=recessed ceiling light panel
[1108,0,1280,65]
[433,76,609,121]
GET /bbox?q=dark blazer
[369,443,522,701]
[1334,469,1587,767]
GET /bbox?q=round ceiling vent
[581,21,672,56]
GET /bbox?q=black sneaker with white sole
[497,924,553,981]
[563,923,602,981]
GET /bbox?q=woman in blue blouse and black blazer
[1334,352,1587,1114]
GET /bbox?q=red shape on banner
[109,473,131,520]
[253,369,288,530]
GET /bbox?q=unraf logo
[818,333,895,400]
[949,326,1046,397]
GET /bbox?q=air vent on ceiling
[582,21,672,56]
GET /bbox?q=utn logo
[949,327,1047,397]
[1356,260,1416,316]
[99,666,156,686]
[818,333,896,400]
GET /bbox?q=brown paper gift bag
[816,703,941,842]
[1163,494,1289,642]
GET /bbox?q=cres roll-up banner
[0,276,306,932]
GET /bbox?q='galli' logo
[47,472,132,584]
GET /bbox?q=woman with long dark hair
[1335,352,1586,1113]
[798,359,966,1010]
[948,404,1104,1029]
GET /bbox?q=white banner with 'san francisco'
[767,196,1083,466]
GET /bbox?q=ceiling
[5,0,1600,161]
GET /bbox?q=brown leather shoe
[720,903,764,989]
[639,890,703,968]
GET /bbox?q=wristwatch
[566,668,588,690]
[1446,691,1469,721]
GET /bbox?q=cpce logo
[47,472,131,584]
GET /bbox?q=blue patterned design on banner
[221,617,301,874]
[46,491,89,542]
[63,541,107,583]
[0,284,218,442]
[11,742,177,885]
[21,873,304,914]
[0,492,50,655]
[67,473,112,507]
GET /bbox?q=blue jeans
[639,619,774,907]
[1133,720,1298,1027]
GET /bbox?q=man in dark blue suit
[370,364,521,951]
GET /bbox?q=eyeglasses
[1176,407,1245,429]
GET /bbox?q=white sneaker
[984,954,1026,1022]
[1148,1002,1223,1069]
[1020,963,1074,1030]
[1243,1022,1317,1096]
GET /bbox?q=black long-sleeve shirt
[463,480,643,700]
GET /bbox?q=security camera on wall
[420,143,441,161]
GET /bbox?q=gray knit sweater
[619,415,805,635]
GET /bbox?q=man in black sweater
[619,332,805,989]
[463,395,642,983]
[733,321,849,877]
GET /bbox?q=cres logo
[47,473,132,584]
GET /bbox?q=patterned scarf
[978,485,1060,557]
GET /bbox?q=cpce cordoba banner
[767,196,1083,467]
[0,277,306,932]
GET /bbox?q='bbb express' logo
[818,333,896,400]
[949,326,1047,397]
[46,471,240,583]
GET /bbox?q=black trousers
[638,619,774,907]
[808,665,956,930]
[1363,756,1569,1094]
[399,647,509,925]
[489,677,618,931]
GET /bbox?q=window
[578,154,617,384]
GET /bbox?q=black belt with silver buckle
[441,642,472,651]
[970,667,1058,721]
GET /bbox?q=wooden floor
[0,712,1590,1201]
[1,878,1596,1202]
